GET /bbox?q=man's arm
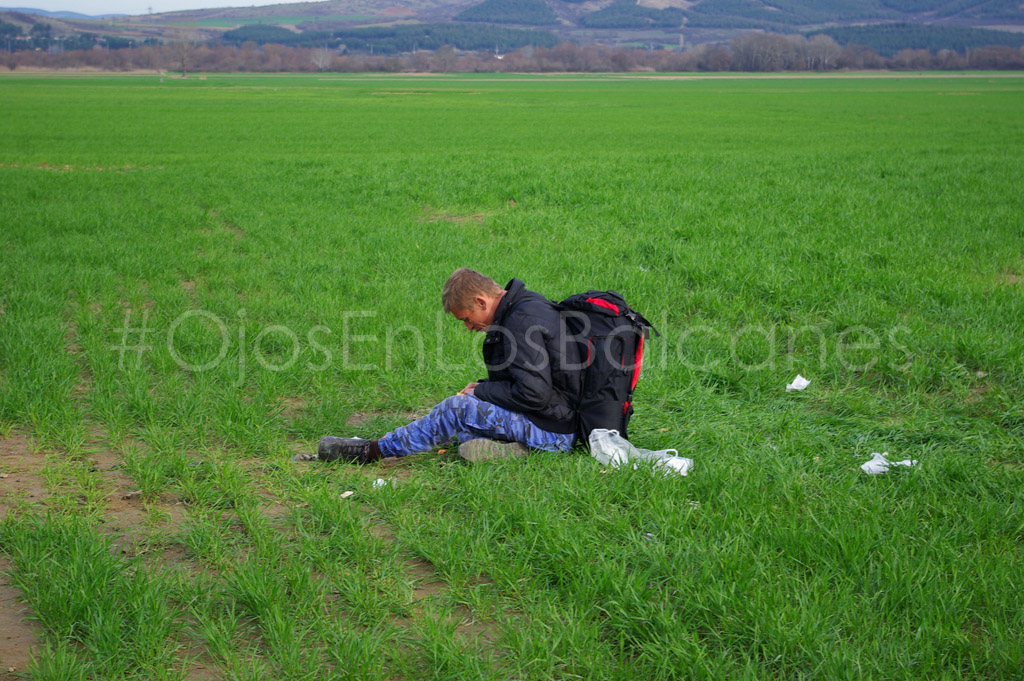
[473,316,553,412]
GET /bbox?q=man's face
[452,294,499,332]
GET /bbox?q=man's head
[443,268,505,332]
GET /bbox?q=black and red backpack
[558,290,658,445]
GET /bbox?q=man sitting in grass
[299,268,582,464]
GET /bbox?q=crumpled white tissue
[861,452,917,475]
[372,478,390,489]
[786,374,811,392]
[589,428,693,477]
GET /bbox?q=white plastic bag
[860,452,917,475]
[589,429,693,477]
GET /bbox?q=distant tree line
[332,23,559,53]
[580,1,686,29]
[5,34,1024,73]
[921,0,1022,21]
[676,0,1021,27]
[444,0,1024,30]
[811,22,1024,57]
[0,20,154,52]
[453,0,559,26]
[218,22,559,53]
[682,0,900,28]
[221,24,333,47]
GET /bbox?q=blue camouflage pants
[378,394,576,458]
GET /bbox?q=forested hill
[9,0,1024,31]
[3,0,1024,54]
[447,0,1024,32]
[680,0,1024,30]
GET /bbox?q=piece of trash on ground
[786,374,810,392]
[589,428,693,477]
[645,457,693,476]
[372,478,390,489]
[861,452,918,475]
[340,490,355,499]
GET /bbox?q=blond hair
[442,268,502,313]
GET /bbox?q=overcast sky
[3,0,312,16]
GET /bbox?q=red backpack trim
[630,334,644,392]
[585,297,620,315]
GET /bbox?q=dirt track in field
[0,434,46,678]
[0,425,496,674]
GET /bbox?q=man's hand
[458,382,479,396]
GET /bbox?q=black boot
[317,437,382,464]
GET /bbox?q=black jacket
[473,279,582,434]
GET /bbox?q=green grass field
[1,72,1022,680]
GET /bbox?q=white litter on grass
[372,478,390,489]
[861,452,918,475]
[589,428,693,477]
[340,490,355,499]
[649,457,694,477]
[786,374,811,392]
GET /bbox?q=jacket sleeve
[473,313,554,413]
